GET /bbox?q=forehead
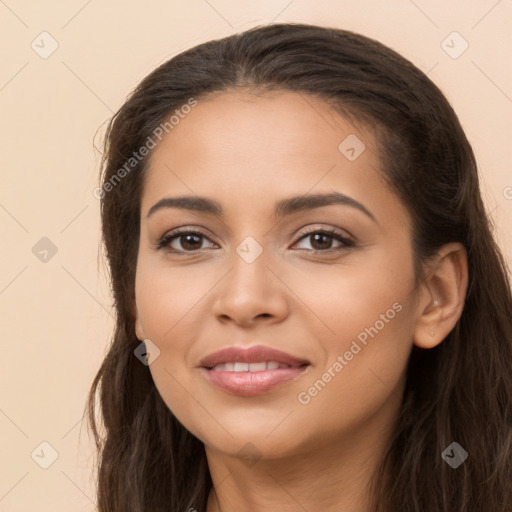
[140,90,404,228]
[147,90,374,167]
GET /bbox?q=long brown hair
[87,23,512,511]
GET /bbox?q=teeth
[211,361,292,372]
[249,362,267,371]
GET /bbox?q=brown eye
[176,233,204,251]
[309,233,335,250]
[157,229,216,252]
[293,229,354,252]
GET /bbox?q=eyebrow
[146,192,377,224]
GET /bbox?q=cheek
[290,242,415,345]
[290,246,416,410]
[134,262,216,424]
[135,261,213,342]
[290,279,415,446]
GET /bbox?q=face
[134,90,422,461]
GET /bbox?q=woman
[87,22,512,511]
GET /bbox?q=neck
[204,410,396,512]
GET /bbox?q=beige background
[0,1,511,510]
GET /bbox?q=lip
[198,345,311,397]
[199,345,310,368]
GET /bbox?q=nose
[211,247,289,327]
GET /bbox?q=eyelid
[293,225,354,243]
[154,226,217,251]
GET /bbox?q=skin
[134,90,468,511]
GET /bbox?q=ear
[133,302,147,341]
[413,242,468,349]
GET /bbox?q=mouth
[198,345,311,396]
[208,361,306,372]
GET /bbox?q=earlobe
[133,303,146,341]
[135,317,146,341]
[413,243,468,349]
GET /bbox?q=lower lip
[201,366,309,396]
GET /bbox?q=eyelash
[155,226,355,254]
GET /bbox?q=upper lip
[199,345,310,369]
